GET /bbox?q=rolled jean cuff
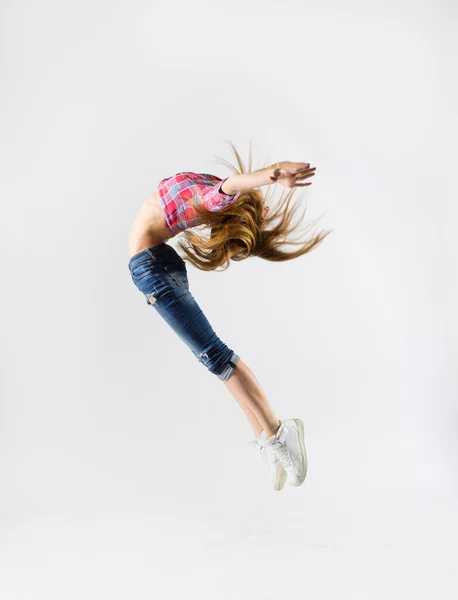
[217,352,241,381]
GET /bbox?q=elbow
[220,176,239,196]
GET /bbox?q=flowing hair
[176,141,334,271]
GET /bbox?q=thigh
[131,259,215,356]
[130,257,240,378]
[153,277,218,357]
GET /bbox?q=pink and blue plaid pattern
[158,172,241,237]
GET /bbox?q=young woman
[127,142,332,491]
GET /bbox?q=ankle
[265,420,281,440]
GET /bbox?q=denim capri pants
[128,242,241,381]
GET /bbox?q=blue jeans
[128,242,240,381]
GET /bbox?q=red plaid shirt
[158,172,241,237]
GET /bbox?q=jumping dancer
[127,142,332,490]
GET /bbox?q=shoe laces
[249,440,272,472]
[269,439,293,470]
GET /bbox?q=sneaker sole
[274,467,288,491]
[291,418,308,486]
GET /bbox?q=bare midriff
[128,191,174,258]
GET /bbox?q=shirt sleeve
[199,177,241,211]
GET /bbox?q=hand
[270,161,316,188]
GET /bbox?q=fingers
[285,164,310,175]
[295,168,316,180]
[273,162,316,187]
[287,164,315,176]
[278,162,315,173]
[294,166,316,187]
[288,162,310,168]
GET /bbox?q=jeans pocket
[130,258,155,281]
[133,268,154,281]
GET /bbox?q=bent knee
[215,352,241,381]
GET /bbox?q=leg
[223,360,281,440]
[152,287,280,438]
[135,259,238,379]
[130,256,280,438]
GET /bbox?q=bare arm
[221,162,316,194]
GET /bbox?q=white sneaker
[249,431,287,491]
[264,419,308,487]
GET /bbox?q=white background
[1,1,457,598]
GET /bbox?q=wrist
[253,165,277,186]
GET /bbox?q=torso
[128,191,173,258]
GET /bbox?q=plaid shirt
[158,172,241,237]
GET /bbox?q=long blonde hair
[177,141,334,271]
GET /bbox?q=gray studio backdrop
[1,1,457,598]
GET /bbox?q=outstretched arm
[221,162,316,194]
